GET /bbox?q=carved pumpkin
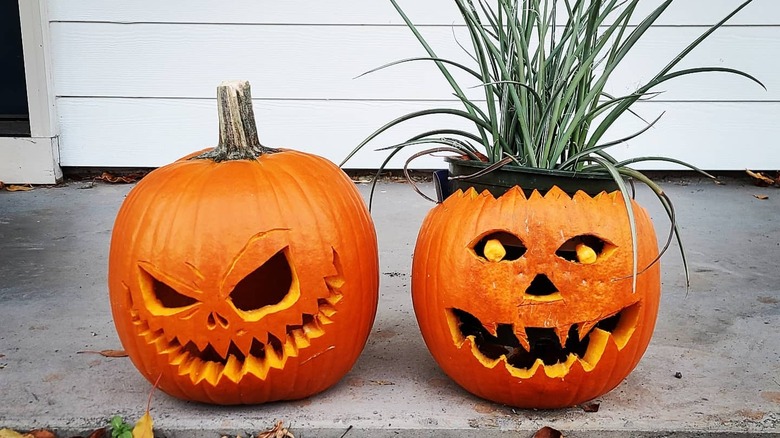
[108,81,379,404]
[412,186,660,408]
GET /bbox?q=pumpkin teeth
[323,292,344,306]
[170,350,191,367]
[303,316,325,337]
[578,321,598,342]
[179,353,202,376]
[482,321,499,338]
[466,335,503,368]
[554,325,572,348]
[611,303,641,349]
[516,332,531,352]
[159,342,180,355]
[325,276,345,290]
[242,354,268,379]
[137,328,152,337]
[128,279,341,384]
[317,299,337,317]
[222,354,243,382]
[264,342,285,371]
[448,303,640,375]
[506,358,544,379]
[194,361,222,385]
[209,337,235,360]
[580,328,610,371]
[316,313,334,325]
[151,334,171,351]
[283,334,299,358]
[290,329,311,349]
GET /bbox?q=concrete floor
[0,176,779,437]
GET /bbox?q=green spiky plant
[341,0,763,288]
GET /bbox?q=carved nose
[525,274,559,297]
[207,312,229,330]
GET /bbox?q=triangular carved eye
[154,279,198,308]
[139,265,198,309]
[230,249,293,312]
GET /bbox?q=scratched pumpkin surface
[412,186,661,408]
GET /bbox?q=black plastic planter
[435,157,623,201]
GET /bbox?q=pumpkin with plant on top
[342,0,764,408]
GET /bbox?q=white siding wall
[48,0,780,170]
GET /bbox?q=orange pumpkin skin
[412,186,660,409]
[109,149,378,404]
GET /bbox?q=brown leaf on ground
[0,181,4,190]
[85,428,107,438]
[581,402,600,412]
[0,430,57,438]
[746,170,778,187]
[27,431,56,438]
[94,171,146,184]
[77,349,128,358]
[533,426,563,438]
[5,184,34,192]
[754,194,769,200]
[257,421,294,438]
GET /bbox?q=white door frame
[0,0,61,184]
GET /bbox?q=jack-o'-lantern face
[412,187,661,409]
[109,151,379,405]
[123,229,344,387]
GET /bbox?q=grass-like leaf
[342,0,765,289]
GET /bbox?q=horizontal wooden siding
[48,0,780,169]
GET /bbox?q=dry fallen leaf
[86,428,107,438]
[132,373,161,438]
[581,402,600,412]
[754,194,769,200]
[0,429,29,438]
[533,426,563,438]
[77,349,128,358]
[95,171,147,184]
[5,184,33,192]
[27,431,55,438]
[257,421,294,438]
[746,170,778,187]
[132,412,153,438]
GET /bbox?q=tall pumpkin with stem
[109,81,379,404]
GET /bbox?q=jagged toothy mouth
[447,303,641,377]
[130,293,342,386]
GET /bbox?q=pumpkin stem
[193,80,278,162]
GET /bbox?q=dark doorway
[0,0,31,137]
